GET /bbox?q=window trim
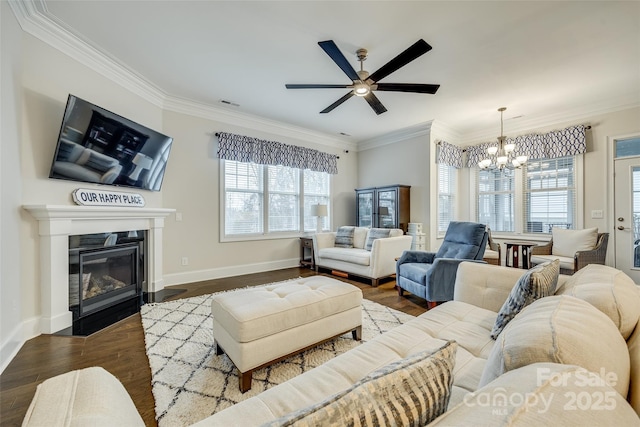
[471,154,583,239]
[220,160,331,242]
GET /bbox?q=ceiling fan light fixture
[354,81,370,96]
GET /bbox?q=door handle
[617,226,631,231]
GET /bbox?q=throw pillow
[364,228,391,251]
[263,340,458,427]
[490,259,559,339]
[480,296,630,397]
[551,227,597,257]
[334,226,355,248]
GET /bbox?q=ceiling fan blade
[286,84,351,89]
[367,39,433,83]
[375,83,440,94]
[320,92,355,114]
[318,40,360,81]
[364,92,388,115]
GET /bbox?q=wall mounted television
[49,94,173,192]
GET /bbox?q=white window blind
[223,160,330,239]
[303,169,330,232]
[476,169,515,232]
[524,157,576,233]
[437,163,456,233]
[224,161,263,235]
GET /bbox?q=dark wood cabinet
[355,185,410,232]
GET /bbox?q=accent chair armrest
[531,240,553,256]
[396,250,436,266]
[575,232,609,271]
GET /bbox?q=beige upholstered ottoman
[211,276,363,392]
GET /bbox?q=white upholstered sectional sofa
[312,226,413,286]
[23,263,640,426]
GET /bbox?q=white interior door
[613,146,640,283]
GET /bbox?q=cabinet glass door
[357,191,374,228]
[377,189,397,228]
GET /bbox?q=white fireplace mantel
[24,204,175,334]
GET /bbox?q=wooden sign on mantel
[72,188,146,207]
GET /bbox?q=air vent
[339,132,351,136]
[218,99,240,107]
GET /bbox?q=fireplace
[24,205,175,334]
[69,231,145,333]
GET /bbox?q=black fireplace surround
[68,230,146,335]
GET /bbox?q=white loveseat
[23,263,640,426]
[312,227,413,286]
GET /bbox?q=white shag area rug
[141,280,415,427]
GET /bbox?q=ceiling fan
[285,39,440,115]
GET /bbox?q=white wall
[160,110,356,284]
[1,1,27,372]
[0,15,358,372]
[357,131,431,238]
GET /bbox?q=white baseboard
[0,316,40,374]
[162,258,301,287]
[0,259,301,373]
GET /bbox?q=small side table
[504,241,537,269]
[299,237,315,270]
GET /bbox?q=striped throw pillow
[364,228,391,251]
[334,226,355,248]
[263,340,457,427]
[490,259,560,339]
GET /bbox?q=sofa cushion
[551,227,597,257]
[480,295,630,397]
[353,227,369,249]
[431,363,639,426]
[22,367,145,427]
[317,247,371,266]
[264,340,457,427]
[628,319,640,416]
[364,228,391,251]
[334,226,355,248]
[555,264,640,339]
[490,260,559,339]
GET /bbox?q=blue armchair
[396,221,488,308]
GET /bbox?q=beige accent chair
[530,227,609,275]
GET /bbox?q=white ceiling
[31,1,640,144]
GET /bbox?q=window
[477,169,515,232]
[437,163,456,234]
[524,157,576,233]
[474,155,579,235]
[222,160,330,239]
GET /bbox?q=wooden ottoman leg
[239,370,253,393]
[352,326,362,341]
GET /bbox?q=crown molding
[9,0,355,152]
[163,96,356,151]
[9,0,167,107]
[460,95,640,145]
[430,120,462,144]
[358,120,434,151]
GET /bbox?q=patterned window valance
[465,125,587,168]
[216,132,338,174]
[436,140,463,169]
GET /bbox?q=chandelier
[478,107,527,170]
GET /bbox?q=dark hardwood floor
[0,268,428,426]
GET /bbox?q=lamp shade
[132,153,153,169]
[378,206,390,216]
[310,204,328,217]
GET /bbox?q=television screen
[49,95,173,192]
